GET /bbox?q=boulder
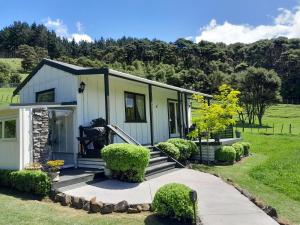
[140,203,151,211]
[54,193,65,203]
[90,201,103,213]
[128,204,142,213]
[264,206,278,218]
[71,196,84,209]
[61,194,72,206]
[101,204,114,214]
[114,200,129,213]
[82,199,91,211]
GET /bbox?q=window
[36,89,55,102]
[4,120,16,138]
[125,92,146,122]
[0,119,16,139]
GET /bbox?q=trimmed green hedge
[156,142,180,160]
[167,138,198,162]
[102,143,150,182]
[0,170,51,196]
[239,142,251,156]
[152,183,196,222]
[232,143,244,161]
[215,146,236,164]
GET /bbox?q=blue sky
[1,0,299,43]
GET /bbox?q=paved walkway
[64,169,279,225]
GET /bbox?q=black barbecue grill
[77,118,108,158]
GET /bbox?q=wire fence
[236,123,297,135]
[0,94,19,104]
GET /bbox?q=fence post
[266,124,268,133]
[273,123,274,134]
[281,124,284,134]
[242,122,245,132]
[289,124,292,134]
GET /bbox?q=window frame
[124,91,147,123]
[36,88,55,103]
[0,118,17,141]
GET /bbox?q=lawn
[0,88,19,105]
[0,188,180,225]
[193,107,300,225]
[236,104,300,135]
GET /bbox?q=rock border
[224,178,292,225]
[50,190,152,214]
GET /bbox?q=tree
[17,44,38,71]
[239,67,281,126]
[189,84,241,149]
[0,61,12,84]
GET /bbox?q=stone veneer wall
[32,108,50,165]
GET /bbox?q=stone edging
[50,191,151,214]
[213,174,291,225]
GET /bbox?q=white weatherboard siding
[0,109,19,170]
[19,65,77,103]
[77,75,151,145]
[109,76,151,145]
[152,87,179,143]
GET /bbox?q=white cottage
[0,59,211,172]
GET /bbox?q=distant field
[236,104,300,135]
[0,88,19,105]
[0,58,28,80]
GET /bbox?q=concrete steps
[77,158,105,169]
[52,168,105,190]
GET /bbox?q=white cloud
[195,6,300,44]
[76,21,83,33]
[70,33,93,43]
[44,18,93,43]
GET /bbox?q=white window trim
[0,117,17,142]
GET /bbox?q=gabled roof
[13,58,212,98]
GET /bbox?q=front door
[49,110,74,166]
[168,100,180,137]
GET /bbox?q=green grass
[0,188,180,225]
[0,88,19,105]
[192,102,300,224]
[0,58,28,80]
[236,104,300,135]
[193,133,300,225]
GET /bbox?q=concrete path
[64,169,279,225]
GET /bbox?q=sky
[1,0,300,44]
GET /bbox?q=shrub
[232,143,244,161]
[156,142,180,160]
[215,146,236,164]
[102,143,150,182]
[239,142,251,156]
[152,183,196,222]
[0,170,50,196]
[167,138,198,162]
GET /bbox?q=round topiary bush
[156,142,180,160]
[232,143,244,161]
[167,138,198,162]
[239,142,251,156]
[152,183,196,223]
[102,143,150,182]
[215,146,236,164]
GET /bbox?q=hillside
[0,22,300,101]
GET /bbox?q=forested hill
[1,21,300,100]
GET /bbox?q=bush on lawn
[232,143,244,161]
[239,142,251,156]
[102,143,150,182]
[156,142,180,160]
[215,146,236,164]
[152,183,196,223]
[167,138,198,162]
[0,170,50,196]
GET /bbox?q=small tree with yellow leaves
[189,84,241,163]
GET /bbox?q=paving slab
[63,169,279,225]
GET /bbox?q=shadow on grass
[235,121,271,129]
[0,187,45,201]
[144,214,191,225]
